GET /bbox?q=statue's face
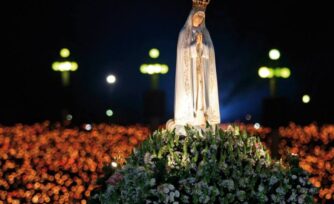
[192,11,205,27]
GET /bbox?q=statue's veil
[178,8,214,50]
[174,8,220,125]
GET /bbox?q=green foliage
[90,126,317,204]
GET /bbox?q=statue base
[166,119,217,136]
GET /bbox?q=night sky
[2,0,334,125]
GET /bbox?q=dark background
[1,0,334,125]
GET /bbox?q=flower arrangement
[0,122,149,203]
[220,123,271,139]
[91,125,317,203]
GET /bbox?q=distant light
[160,65,169,74]
[66,114,73,121]
[245,114,252,121]
[71,62,79,71]
[274,68,281,77]
[52,62,59,71]
[60,48,70,58]
[280,68,291,78]
[269,49,280,60]
[52,61,78,72]
[302,95,311,104]
[258,67,271,78]
[59,62,72,71]
[106,74,117,84]
[254,123,261,130]
[106,109,114,117]
[140,64,169,75]
[111,161,118,168]
[84,124,92,131]
[149,48,160,59]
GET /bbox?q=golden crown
[192,0,211,9]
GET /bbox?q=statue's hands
[196,33,203,45]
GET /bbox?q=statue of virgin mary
[167,0,220,132]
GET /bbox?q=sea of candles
[0,122,149,203]
[279,123,334,201]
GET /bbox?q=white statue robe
[174,9,221,129]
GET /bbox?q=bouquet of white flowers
[91,125,317,204]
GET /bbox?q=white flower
[298,195,306,204]
[144,152,152,164]
[149,178,156,186]
[299,177,306,185]
[258,184,264,192]
[169,192,175,202]
[287,191,297,202]
[226,125,234,132]
[271,194,277,202]
[163,186,170,194]
[181,195,189,203]
[168,184,175,190]
[237,140,244,147]
[175,190,180,198]
[269,176,278,186]
[283,178,289,184]
[187,177,196,184]
[203,195,210,203]
[133,148,138,155]
[222,179,235,191]
[275,187,285,195]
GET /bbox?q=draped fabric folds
[174,8,220,128]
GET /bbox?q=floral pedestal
[91,126,317,204]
